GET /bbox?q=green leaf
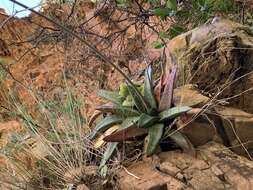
[117,107,139,117]
[168,25,186,39]
[159,31,170,39]
[116,0,127,4]
[175,10,190,19]
[151,41,165,49]
[89,115,122,139]
[166,0,177,10]
[146,123,164,156]
[138,113,159,128]
[103,116,141,142]
[122,99,134,107]
[127,85,148,113]
[159,106,191,122]
[121,117,140,129]
[96,104,140,117]
[144,66,157,110]
[119,83,129,98]
[99,165,108,178]
[99,142,118,173]
[97,90,124,105]
[152,8,172,19]
[169,131,196,156]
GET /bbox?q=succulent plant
[89,65,194,174]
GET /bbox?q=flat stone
[173,84,210,107]
[118,161,187,190]
[159,162,180,176]
[215,106,253,157]
[118,142,253,190]
[177,115,216,147]
[77,184,90,190]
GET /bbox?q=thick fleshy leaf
[159,106,191,122]
[88,102,113,126]
[103,117,140,142]
[169,130,196,156]
[97,90,124,104]
[99,142,118,170]
[88,110,103,127]
[127,85,148,113]
[154,74,164,103]
[103,125,148,142]
[144,66,157,110]
[94,125,119,149]
[119,83,129,98]
[89,115,122,139]
[138,113,159,128]
[121,117,140,129]
[159,65,177,111]
[146,123,164,156]
[122,94,134,107]
[96,104,140,117]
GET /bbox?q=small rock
[159,162,180,176]
[118,161,187,190]
[177,115,216,147]
[215,106,253,157]
[77,184,90,190]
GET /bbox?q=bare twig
[9,0,148,110]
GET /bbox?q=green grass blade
[97,89,124,105]
[144,66,157,110]
[146,123,164,156]
[89,115,122,139]
[159,106,191,122]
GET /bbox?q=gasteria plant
[89,65,194,174]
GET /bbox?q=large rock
[118,142,253,190]
[215,106,253,157]
[173,85,217,146]
[173,84,209,108]
[166,18,253,113]
[173,85,253,157]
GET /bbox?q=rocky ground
[1,1,253,190]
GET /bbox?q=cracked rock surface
[118,142,253,190]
